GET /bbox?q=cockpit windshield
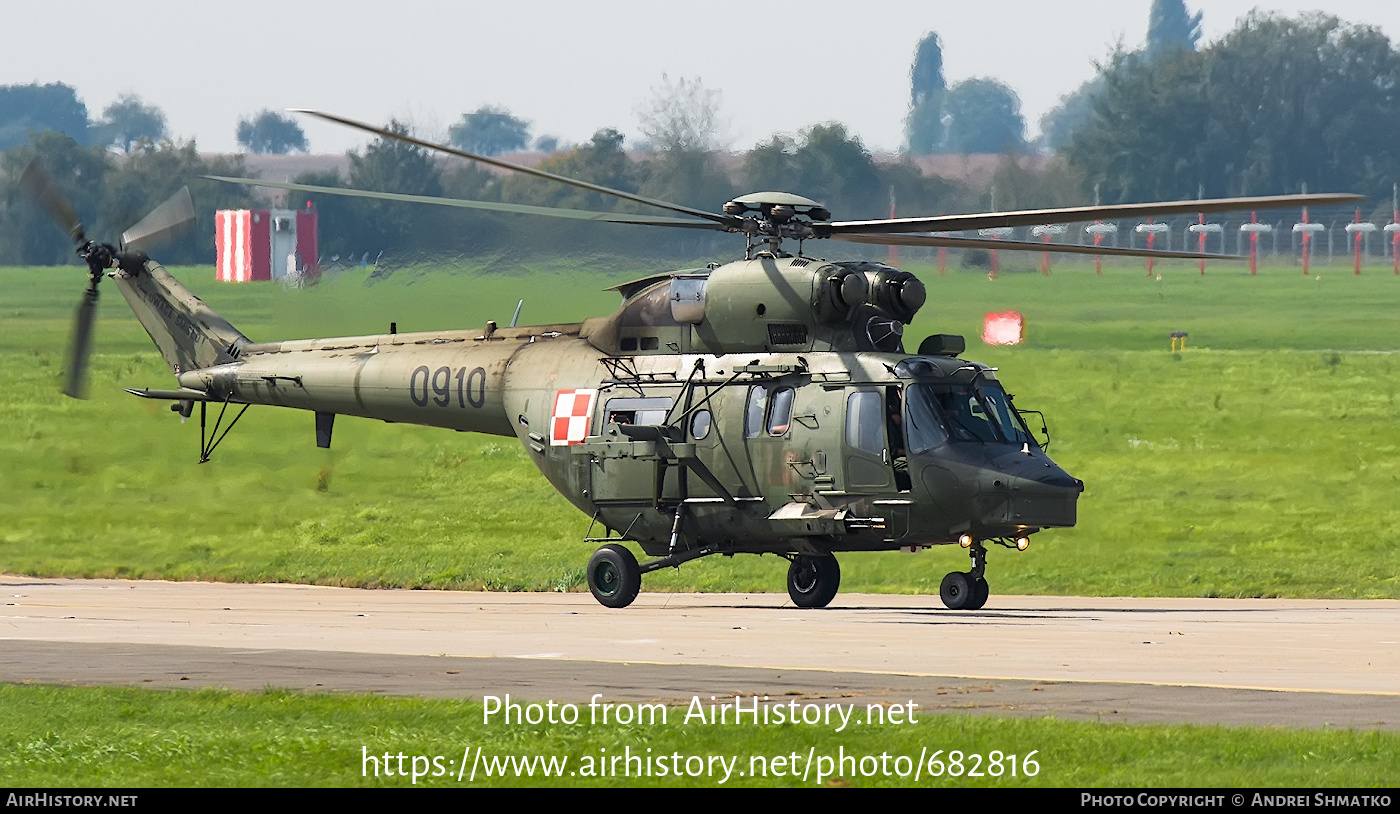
[905,382,1034,450]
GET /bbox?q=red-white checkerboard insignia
[550,389,597,446]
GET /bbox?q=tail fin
[111,256,249,375]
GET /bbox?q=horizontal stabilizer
[124,387,219,402]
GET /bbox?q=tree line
[1061,11,1400,205]
[0,133,256,265]
[297,120,981,262]
[6,2,1400,265]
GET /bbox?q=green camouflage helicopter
[22,112,1361,610]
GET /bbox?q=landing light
[1016,537,1030,551]
[958,534,974,548]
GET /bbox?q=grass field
[3,684,1396,787]
[4,256,1400,599]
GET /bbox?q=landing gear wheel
[787,554,841,609]
[967,577,989,610]
[940,571,974,610]
[587,544,641,609]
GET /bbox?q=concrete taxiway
[2,576,1396,729]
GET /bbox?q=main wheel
[967,577,990,610]
[940,571,973,610]
[787,554,841,609]
[587,544,641,609]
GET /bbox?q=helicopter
[21,111,1362,610]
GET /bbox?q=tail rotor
[19,159,195,399]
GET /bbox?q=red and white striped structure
[215,209,258,282]
[216,208,319,283]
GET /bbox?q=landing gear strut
[940,541,988,610]
[786,554,841,609]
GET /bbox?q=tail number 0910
[409,365,486,408]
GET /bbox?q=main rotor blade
[204,176,726,229]
[19,159,85,245]
[122,186,195,252]
[823,193,1366,236]
[292,110,740,229]
[64,287,99,399]
[832,232,1243,261]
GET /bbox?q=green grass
[2,684,1395,787]
[3,259,1400,597]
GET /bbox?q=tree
[236,110,308,154]
[1147,0,1203,59]
[94,94,166,153]
[502,127,635,211]
[743,123,883,218]
[448,106,530,156]
[0,131,109,264]
[1063,47,1209,202]
[0,133,252,265]
[346,120,442,252]
[1038,75,1103,152]
[943,78,1026,155]
[904,32,947,155]
[103,140,254,264]
[987,155,1087,211]
[635,74,726,152]
[0,83,90,152]
[634,74,732,212]
[639,150,735,212]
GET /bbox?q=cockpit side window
[912,382,1033,446]
[979,384,1034,446]
[905,384,949,453]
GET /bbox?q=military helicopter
[22,112,1361,610]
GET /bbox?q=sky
[6,1,1400,156]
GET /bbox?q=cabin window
[605,397,672,426]
[767,387,795,435]
[690,409,712,440]
[744,386,768,439]
[745,385,796,438]
[845,391,885,456]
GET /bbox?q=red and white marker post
[1135,219,1169,276]
[1293,208,1324,276]
[1239,214,1273,276]
[1189,215,1222,276]
[1346,210,1376,276]
[1085,221,1116,276]
[1031,225,1065,276]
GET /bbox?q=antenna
[510,299,524,328]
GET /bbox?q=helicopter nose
[980,461,1083,529]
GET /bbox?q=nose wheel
[940,541,989,610]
